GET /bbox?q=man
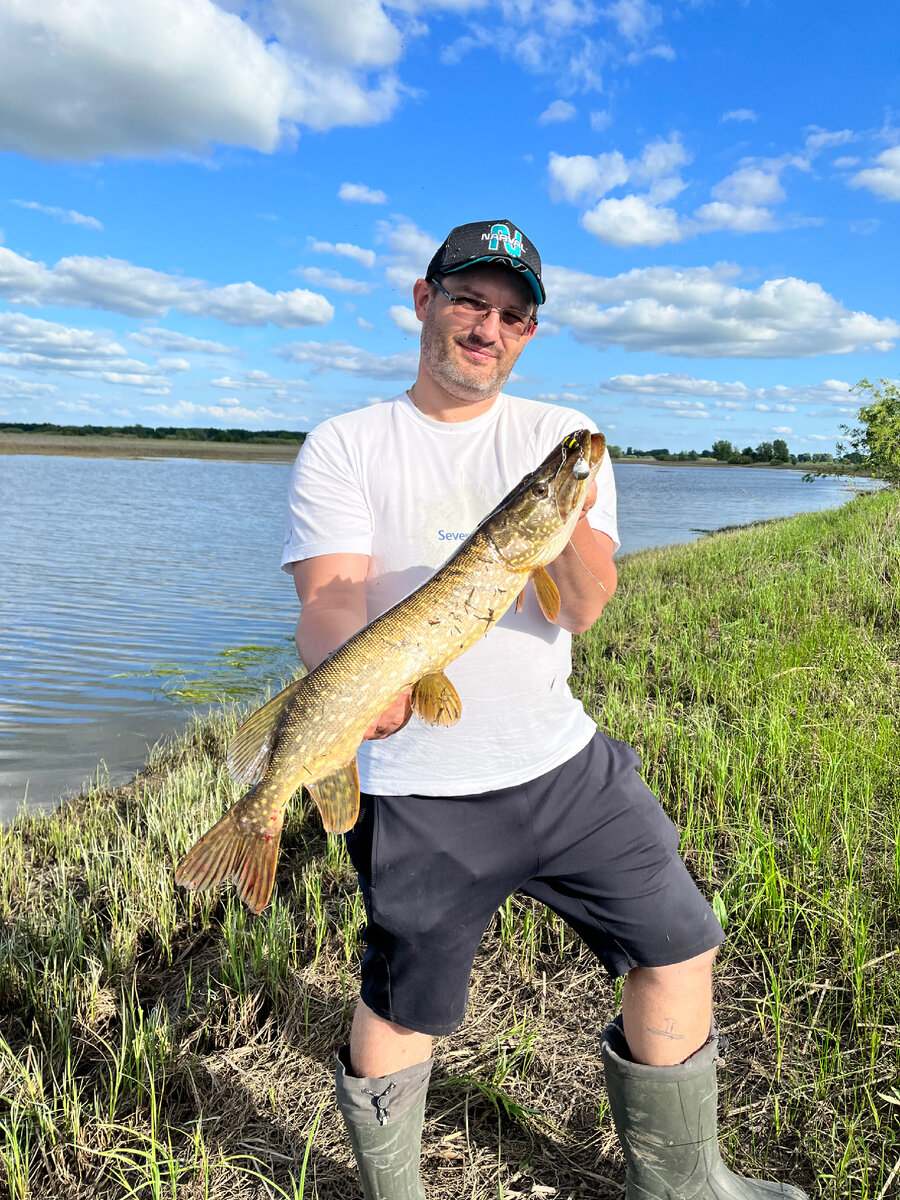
[282,221,807,1199]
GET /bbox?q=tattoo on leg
[647,1017,685,1041]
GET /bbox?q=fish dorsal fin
[306,758,360,833]
[226,678,306,785]
[532,567,561,623]
[411,671,463,727]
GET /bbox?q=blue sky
[0,0,898,453]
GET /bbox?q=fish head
[482,429,606,570]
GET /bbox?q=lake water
[0,453,877,821]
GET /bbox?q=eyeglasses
[432,277,537,338]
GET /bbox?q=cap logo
[483,223,523,258]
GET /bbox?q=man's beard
[419,314,516,401]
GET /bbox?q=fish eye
[532,481,549,497]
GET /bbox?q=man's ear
[412,277,431,321]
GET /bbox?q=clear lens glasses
[432,278,537,338]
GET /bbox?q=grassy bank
[0,433,303,463]
[2,489,899,1198]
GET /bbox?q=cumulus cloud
[0,245,334,327]
[849,146,900,201]
[543,263,899,358]
[297,266,373,294]
[376,216,439,291]
[721,109,757,123]
[11,199,103,230]
[550,134,691,246]
[143,398,288,423]
[582,195,684,247]
[308,238,377,268]
[387,305,420,334]
[275,339,418,379]
[129,327,238,355]
[0,373,58,399]
[0,0,405,161]
[539,99,577,124]
[0,311,174,391]
[210,369,310,398]
[586,371,855,409]
[339,182,388,204]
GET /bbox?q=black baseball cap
[425,220,545,305]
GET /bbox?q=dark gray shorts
[344,731,724,1036]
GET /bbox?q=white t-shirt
[281,392,620,796]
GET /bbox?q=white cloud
[586,372,855,409]
[590,109,611,131]
[129,327,238,355]
[549,150,629,204]
[298,266,373,294]
[693,201,777,233]
[803,126,854,154]
[0,310,173,390]
[157,357,191,372]
[339,182,388,204]
[308,238,377,268]
[605,0,662,42]
[833,156,859,169]
[11,199,103,230]
[387,305,420,334]
[376,216,439,291]
[0,245,334,327]
[0,373,58,399]
[539,99,577,124]
[543,263,900,357]
[771,425,792,433]
[712,165,785,207]
[549,134,688,205]
[721,109,757,123]
[210,370,310,397]
[143,398,287,423]
[275,339,418,379]
[582,195,684,246]
[0,0,405,161]
[849,146,900,201]
[357,317,375,330]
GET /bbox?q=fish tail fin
[175,786,284,914]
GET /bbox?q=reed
[1,488,898,1198]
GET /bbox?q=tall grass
[1,489,898,1197]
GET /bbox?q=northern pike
[175,428,606,913]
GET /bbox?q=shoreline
[0,432,871,475]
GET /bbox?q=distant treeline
[610,437,852,466]
[0,422,307,446]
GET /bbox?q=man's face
[414,264,537,402]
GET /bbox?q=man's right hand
[364,691,413,740]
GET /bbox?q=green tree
[839,378,900,486]
[772,438,790,462]
[711,439,734,461]
[755,440,774,461]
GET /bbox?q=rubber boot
[334,1046,433,1200]
[600,1017,808,1199]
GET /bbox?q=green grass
[2,489,899,1197]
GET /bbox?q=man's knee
[627,945,718,987]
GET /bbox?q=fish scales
[175,429,605,913]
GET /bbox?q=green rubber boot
[334,1047,433,1200]
[600,1017,808,1199]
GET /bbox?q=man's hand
[364,691,413,740]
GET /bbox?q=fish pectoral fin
[532,567,561,623]
[307,758,360,834]
[410,671,462,727]
[226,678,305,785]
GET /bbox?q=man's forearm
[547,519,617,635]
[295,605,367,671]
